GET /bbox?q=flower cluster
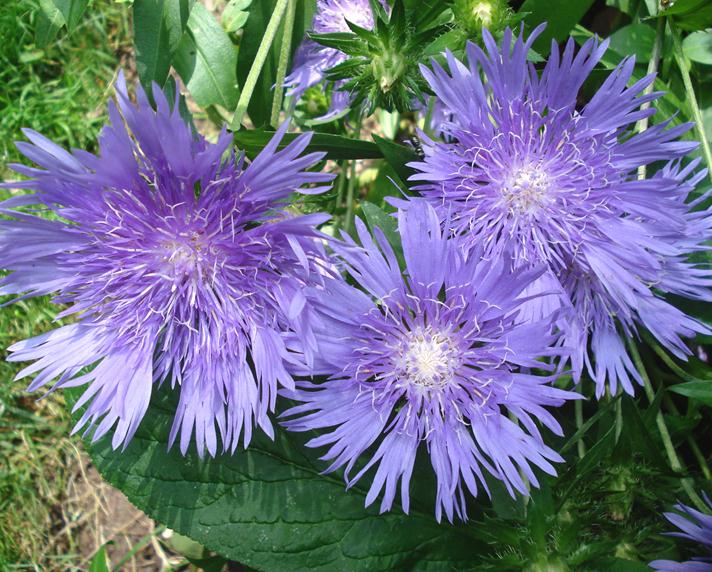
[1,19,709,526]
[408,25,712,397]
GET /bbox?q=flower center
[160,232,209,279]
[395,328,460,390]
[500,164,552,215]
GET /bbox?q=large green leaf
[35,0,66,48]
[51,0,88,31]
[35,0,89,46]
[173,3,240,109]
[519,0,596,55]
[234,130,382,159]
[80,391,484,571]
[607,23,657,63]
[683,30,712,65]
[236,0,316,127]
[133,0,195,89]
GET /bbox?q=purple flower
[282,200,579,522]
[651,496,712,571]
[408,26,712,397]
[286,0,380,119]
[0,74,333,457]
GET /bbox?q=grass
[0,1,131,569]
[0,1,131,177]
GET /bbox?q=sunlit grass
[0,1,130,568]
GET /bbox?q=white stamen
[500,163,552,215]
[394,327,460,391]
[160,231,208,280]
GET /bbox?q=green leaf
[222,0,252,32]
[372,135,418,189]
[660,0,712,31]
[51,0,89,31]
[607,23,657,63]
[35,0,66,47]
[80,391,484,571]
[173,3,240,109]
[88,545,110,572]
[361,201,402,251]
[133,0,194,89]
[683,30,712,65]
[519,0,596,55]
[309,31,366,54]
[669,380,712,406]
[234,130,383,159]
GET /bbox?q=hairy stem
[628,340,706,511]
[670,20,712,181]
[344,160,357,235]
[332,161,348,233]
[230,0,289,130]
[636,16,664,180]
[270,0,297,128]
[575,399,586,459]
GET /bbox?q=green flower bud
[453,0,513,37]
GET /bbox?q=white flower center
[500,164,552,215]
[160,232,208,279]
[395,328,460,390]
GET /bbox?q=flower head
[283,201,578,521]
[409,26,712,397]
[651,495,712,571]
[0,74,333,456]
[285,0,380,119]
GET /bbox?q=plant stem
[636,15,664,180]
[614,397,623,443]
[332,160,348,233]
[661,393,712,481]
[628,340,707,511]
[423,96,435,138]
[344,160,357,235]
[230,0,289,130]
[270,0,297,128]
[575,399,586,459]
[670,20,712,182]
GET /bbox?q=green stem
[636,15,664,180]
[332,160,348,233]
[662,393,712,480]
[344,160,357,235]
[270,0,297,128]
[670,20,712,182]
[628,340,706,511]
[423,96,435,138]
[230,0,289,130]
[575,399,586,459]
[614,397,623,443]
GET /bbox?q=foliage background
[0,0,711,570]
